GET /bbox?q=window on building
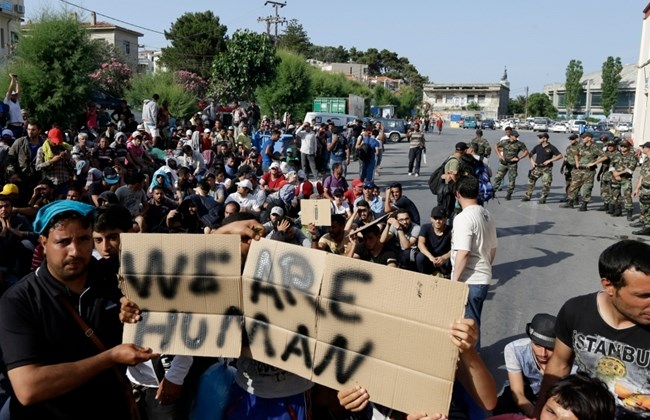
[590,93,602,107]
[557,93,565,107]
[445,95,453,104]
[477,95,486,104]
[123,40,130,55]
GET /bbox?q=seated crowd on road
[0,85,648,420]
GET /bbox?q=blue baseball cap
[33,200,95,236]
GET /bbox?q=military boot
[606,204,615,214]
[632,226,650,236]
[630,221,644,228]
[596,203,608,211]
[578,202,588,212]
[626,209,633,221]
[613,206,622,217]
[506,191,512,200]
[539,197,547,204]
[521,195,530,202]
[560,201,574,209]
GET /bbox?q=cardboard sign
[300,199,332,226]
[120,234,468,415]
[120,234,243,358]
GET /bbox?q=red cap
[351,178,363,187]
[48,128,64,144]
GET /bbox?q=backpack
[358,138,372,162]
[457,154,494,204]
[428,156,456,195]
[472,162,494,204]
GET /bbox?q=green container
[313,97,347,114]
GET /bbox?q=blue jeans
[359,159,376,182]
[464,284,489,346]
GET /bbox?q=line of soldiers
[560,132,650,236]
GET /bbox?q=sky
[29,0,644,96]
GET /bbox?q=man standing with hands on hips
[493,130,528,200]
[522,133,562,204]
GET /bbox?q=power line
[58,0,165,35]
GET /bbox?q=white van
[303,112,359,129]
[568,119,587,133]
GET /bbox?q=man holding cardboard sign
[0,201,157,419]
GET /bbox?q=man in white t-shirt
[450,175,497,331]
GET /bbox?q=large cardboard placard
[120,235,468,415]
[300,199,332,226]
[120,234,243,357]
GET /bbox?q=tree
[278,19,311,56]
[308,45,349,63]
[508,96,526,115]
[564,59,583,117]
[256,50,312,119]
[211,30,280,101]
[601,56,623,117]
[11,12,102,129]
[466,102,481,111]
[527,93,557,118]
[160,11,228,79]
[127,72,198,120]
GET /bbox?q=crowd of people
[0,86,648,420]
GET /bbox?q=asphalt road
[344,126,646,389]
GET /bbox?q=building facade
[422,79,510,120]
[0,0,24,65]
[633,3,650,145]
[543,64,637,120]
[84,13,143,66]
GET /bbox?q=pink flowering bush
[89,58,132,97]
[174,70,209,98]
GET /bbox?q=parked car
[88,90,123,109]
[462,116,478,129]
[374,117,408,142]
[550,122,568,133]
[480,119,495,130]
[568,119,587,133]
[532,117,549,132]
[516,120,531,130]
[616,123,632,132]
[588,130,614,146]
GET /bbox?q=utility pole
[257,1,287,45]
[524,86,529,119]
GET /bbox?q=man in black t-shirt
[0,200,157,419]
[536,240,650,420]
[415,206,452,277]
[523,133,562,204]
[346,224,398,267]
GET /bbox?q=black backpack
[358,139,372,162]
[428,156,456,195]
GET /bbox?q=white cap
[269,162,280,170]
[186,129,193,136]
[270,206,284,217]
[204,128,211,133]
[236,179,253,190]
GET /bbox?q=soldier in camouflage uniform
[596,140,618,213]
[560,132,607,211]
[522,133,562,203]
[471,129,491,161]
[632,142,650,236]
[609,139,638,220]
[493,130,528,200]
[560,134,580,202]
